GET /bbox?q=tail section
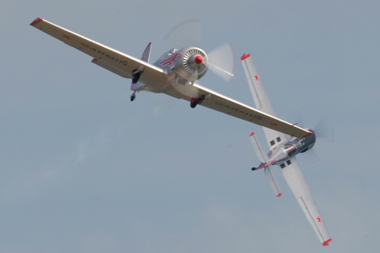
[264,167,282,197]
[250,132,282,197]
[131,42,152,91]
[250,132,268,164]
[140,42,152,63]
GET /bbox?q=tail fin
[250,132,282,197]
[131,42,152,91]
[140,42,152,63]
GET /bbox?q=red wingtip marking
[302,131,313,138]
[241,53,251,61]
[30,17,43,26]
[322,238,332,246]
[276,193,282,197]
[250,132,255,137]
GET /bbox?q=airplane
[30,17,312,139]
[241,53,332,246]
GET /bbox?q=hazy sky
[1,0,380,252]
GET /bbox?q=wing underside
[30,17,167,86]
[241,54,288,148]
[242,53,331,246]
[280,158,331,246]
[168,83,311,139]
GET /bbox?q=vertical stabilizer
[131,42,152,91]
[140,42,152,63]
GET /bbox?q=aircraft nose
[194,55,203,64]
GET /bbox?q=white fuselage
[256,131,316,170]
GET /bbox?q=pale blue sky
[1,0,379,252]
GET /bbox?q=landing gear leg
[130,91,136,102]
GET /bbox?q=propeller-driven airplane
[241,53,332,246]
[30,17,311,139]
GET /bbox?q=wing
[30,18,167,85]
[241,53,289,148]
[280,157,332,246]
[166,83,311,139]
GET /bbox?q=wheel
[130,95,136,101]
[190,101,197,108]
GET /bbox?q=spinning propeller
[294,115,334,162]
[164,19,235,82]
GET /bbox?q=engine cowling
[299,129,316,153]
[173,46,208,83]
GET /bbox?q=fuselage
[148,47,208,93]
[256,130,316,170]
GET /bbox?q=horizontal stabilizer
[249,132,268,164]
[264,166,282,197]
[250,132,281,197]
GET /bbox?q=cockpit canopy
[159,48,178,59]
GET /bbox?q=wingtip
[322,238,332,246]
[302,131,313,139]
[250,132,255,137]
[276,193,282,197]
[30,17,43,26]
[241,53,251,61]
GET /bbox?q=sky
[1,0,380,252]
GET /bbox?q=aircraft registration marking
[80,43,128,66]
[214,101,262,120]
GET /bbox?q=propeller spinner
[164,19,235,82]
